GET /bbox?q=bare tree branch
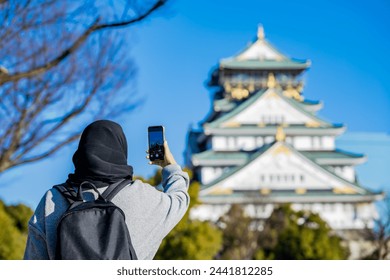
[95,0,165,31]
[10,133,81,169]
[0,0,165,86]
[363,193,390,259]
[0,0,167,173]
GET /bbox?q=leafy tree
[4,203,33,233]
[217,204,259,260]
[0,0,166,173]
[255,204,349,260]
[0,200,32,259]
[155,169,222,259]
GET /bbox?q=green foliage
[4,203,33,233]
[155,168,223,260]
[255,204,349,260]
[156,219,222,260]
[139,169,349,260]
[217,204,258,260]
[0,200,32,259]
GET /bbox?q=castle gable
[201,141,367,196]
[209,88,330,128]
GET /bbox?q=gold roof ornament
[305,121,321,128]
[295,188,307,194]
[224,81,231,93]
[222,121,241,128]
[283,85,303,101]
[275,125,286,142]
[257,24,265,40]
[248,79,255,92]
[272,145,291,155]
[332,186,357,194]
[267,72,277,88]
[208,187,233,195]
[260,188,271,195]
[231,88,249,100]
[297,82,304,93]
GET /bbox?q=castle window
[353,206,358,220]
[261,115,285,124]
[260,174,265,182]
[312,136,321,149]
[228,137,235,149]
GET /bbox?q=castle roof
[219,26,310,71]
[206,88,340,129]
[200,141,377,198]
[192,148,366,167]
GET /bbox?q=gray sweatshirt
[24,164,190,260]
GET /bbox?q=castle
[185,26,383,258]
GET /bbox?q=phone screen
[148,126,165,161]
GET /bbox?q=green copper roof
[214,98,236,112]
[192,150,249,166]
[200,190,383,204]
[220,59,310,70]
[192,149,365,166]
[204,189,379,198]
[219,34,310,71]
[193,150,249,161]
[204,124,345,137]
[302,149,365,160]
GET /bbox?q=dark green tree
[0,200,33,259]
[4,203,33,233]
[255,204,349,260]
[217,204,259,260]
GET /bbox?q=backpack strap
[53,183,78,204]
[54,179,132,203]
[102,179,133,201]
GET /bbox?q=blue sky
[1,0,389,208]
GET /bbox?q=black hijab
[67,120,133,187]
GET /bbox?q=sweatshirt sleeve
[24,224,50,260]
[159,164,190,234]
[113,164,190,259]
[23,194,50,260]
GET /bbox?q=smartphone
[148,126,165,161]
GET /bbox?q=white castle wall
[199,164,356,186]
[330,166,356,182]
[190,202,376,230]
[229,92,316,125]
[211,135,335,151]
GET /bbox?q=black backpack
[54,179,137,260]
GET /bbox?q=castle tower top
[257,24,265,40]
